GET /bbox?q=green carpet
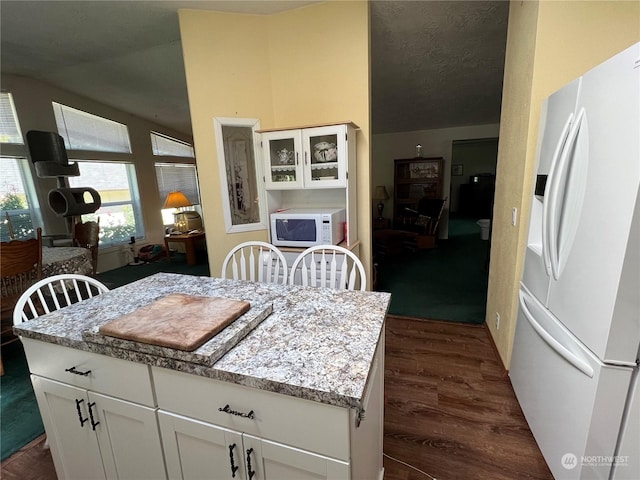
[96,251,210,290]
[1,341,45,461]
[375,217,490,323]
[0,252,210,461]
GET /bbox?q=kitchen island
[14,272,391,480]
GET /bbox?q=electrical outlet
[512,207,517,226]
[495,312,501,330]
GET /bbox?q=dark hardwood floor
[1,315,551,479]
[383,315,552,480]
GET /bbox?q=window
[1,95,40,241]
[0,92,23,144]
[0,157,42,241]
[52,102,131,153]
[155,163,200,225]
[151,132,194,157]
[68,161,143,246]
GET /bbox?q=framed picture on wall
[452,164,464,176]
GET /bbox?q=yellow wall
[179,1,370,278]
[487,0,640,368]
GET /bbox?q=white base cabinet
[31,376,166,480]
[159,411,349,480]
[22,330,384,480]
[23,338,166,480]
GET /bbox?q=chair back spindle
[290,245,366,291]
[222,241,288,285]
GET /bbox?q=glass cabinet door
[262,131,303,189]
[303,125,347,188]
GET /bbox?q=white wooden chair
[289,245,366,291]
[14,274,109,326]
[221,241,288,285]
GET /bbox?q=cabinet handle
[304,151,308,165]
[246,448,256,480]
[88,401,100,431]
[218,404,255,420]
[75,398,89,427]
[228,443,239,478]
[65,366,92,376]
[296,152,299,165]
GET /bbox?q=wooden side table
[164,232,206,266]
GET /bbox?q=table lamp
[373,185,389,220]
[163,191,192,232]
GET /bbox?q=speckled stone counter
[14,272,391,410]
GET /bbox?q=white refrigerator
[510,42,640,480]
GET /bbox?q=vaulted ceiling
[1,1,508,136]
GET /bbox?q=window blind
[53,102,131,153]
[155,163,200,205]
[0,93,24,144]
[151,132,194,157]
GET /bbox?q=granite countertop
[14,272,391,410]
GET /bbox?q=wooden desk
[164,232,205,266]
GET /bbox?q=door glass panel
[308,134,338,182]
[268,138,296,183]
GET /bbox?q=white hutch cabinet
[258,122,359,249]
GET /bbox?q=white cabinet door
[159,410,350,480]
[263,125,349,190]
[31,376,106,480]
[90,392,166,480]
[262,130,303,189]
[302,125,347,188]
[158,410,245,480]
[244,434,349,480]
[31,375,166,480]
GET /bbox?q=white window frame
[68,160,144,247]
[155,162,201,226]
[0,156,43,241]
[0,92,24,144]
[151,132,194,158]
[53,102,132,153]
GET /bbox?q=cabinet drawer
[152,366,350,461]
[22,338,155,406]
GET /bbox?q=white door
[545,42,640,364]
[522,77,581,304]
[31,376,106,480]
[262,130,303,190]
[302,126,347,188]
[90,392,167,480]
[611,371,640,480]
[510,286,632,480]
[243,434,349,480]
[158,410,245,480]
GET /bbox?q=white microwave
[270,208,346,248]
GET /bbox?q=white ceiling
[1,0,508,136]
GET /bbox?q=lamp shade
[373,185,389,201]
[163,191,192,209]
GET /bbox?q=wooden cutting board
[98,293,250,352]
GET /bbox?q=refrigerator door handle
[542,113,574,277]
[546,107,588,280]
[519,288,595,378]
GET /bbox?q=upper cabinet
[257,122,359,249]
[260,123,355,190]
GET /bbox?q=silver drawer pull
[65,366,92,376]
[218,404,255,419]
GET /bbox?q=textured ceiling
[1,1,509,137]
[370,1,509,134]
